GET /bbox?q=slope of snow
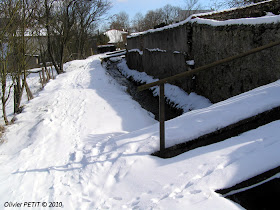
[0,68,53,125]
[122,78,280,148]
[117,59,212,112]
[1,55,280,209]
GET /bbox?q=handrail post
[159,83,165,156]
[137,40,280,157]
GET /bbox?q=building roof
[104,29,128,44]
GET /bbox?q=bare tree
[42,0,111,71]
[143,9,165,30]
[227,0,261,7]
[0,0,37,121]
[44,0,77,74]
[208,0,261,10]
[131,4,182,32]
[0,1,21,124]
[185,0,202,10]
[208,0,226,10]
[179,0,203,20]
[131,12,145,32]
[109,11,130,31]
[161,4,181,24]
[73,0,111,58]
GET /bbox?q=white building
[104,29,128,44]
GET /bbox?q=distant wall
[127,24,191,78]
[126,0,280,103]
[25,55,39,69]
[201,0,280,20]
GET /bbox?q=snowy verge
[117,59,212,112]
[0,67,58,125]
[108,75,280,149]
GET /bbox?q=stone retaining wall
[126,0,280,103]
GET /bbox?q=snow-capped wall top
[191,13,280,26]
[128,16,193,38]
[128,0,278,39]
[196,0,275,19]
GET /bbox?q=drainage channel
[216,166,280,210]
[102,58,183,121]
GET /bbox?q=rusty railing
[137,40,280,157]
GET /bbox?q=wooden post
[39,71,43,88]
[42,67,46,85]
[45,67,50,82]
[159,83,165,157]
[51,67,54,79]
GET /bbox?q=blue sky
[108,0,214,19]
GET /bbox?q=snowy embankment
[117,59,212,113]
[0,55,280,209]
[0,68,44,125]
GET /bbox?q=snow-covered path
[0,56,157,209]
[1,55,280,209]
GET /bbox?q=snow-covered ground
[0,67,56,125]
[1,55,280,209]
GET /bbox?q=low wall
[201,0,280,20]
[126,0,280,103]
[127,24,192,79]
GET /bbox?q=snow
[0,67,58,125]
[104,29,127,44]
[117,59,212,112]
[128,16,192,38]
[186,60,195,65]
[146,48,167,53]
[128,49,143,55]
[97,44,115,47]
[1,55,280,209]
[191,15,280,26]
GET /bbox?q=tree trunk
[45,0,62,75]
[2,97,9,125]
[24,79,33,100]
[1,79,9,125]
[59,43,64,72]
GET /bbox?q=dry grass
[0,124,5,144]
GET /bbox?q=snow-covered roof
[104,29,128,44]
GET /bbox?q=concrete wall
[191,22,280,102]
[127,24,192,79]
[126,1,280,103]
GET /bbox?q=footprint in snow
[190,190,202,194]
[113,197,122,201]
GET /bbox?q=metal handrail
[137,40,280,157]
[138,40,280,91]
